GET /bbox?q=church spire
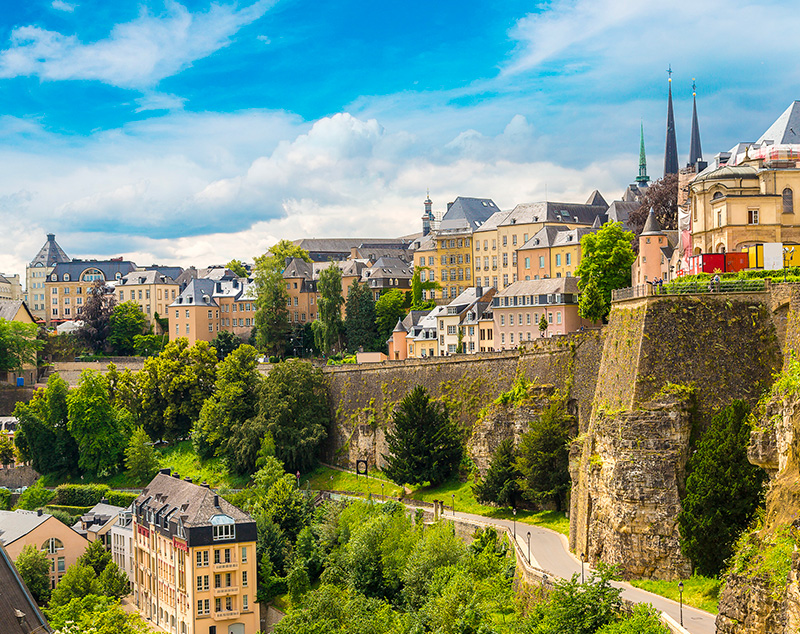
[636,121,649,185]
[664,66,679,176]
[688,78,703,167]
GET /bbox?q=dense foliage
[375,289,408,349]
[15,544,51,604]
[107,301,149,356]
[313,266,345,355]
[0,318,42,372]
[473,438,521,508]
[344,280,379,353]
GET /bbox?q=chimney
[172,472,180,479]
[213,495,219,507]
[37,509,42,516]
[159,468,171,475]
[100,497,108,504]
[201,482,210,489]
[184,477,192,483]
[447,201,454,212]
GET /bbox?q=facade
[133,470,258,634]
[408,307,445,358]
[0,301,37,386]
[26,234,70,321]
[362,257,413,301]
[0,509,88,590]
[0,275,23,302]
[117,271,182,332]
[632,210,678,284]
[110,506,135,585]
[282,258,366,326]
[492,277,590,349]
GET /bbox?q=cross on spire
[667,64,673,81]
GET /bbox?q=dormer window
[211,514,235,540]
[63,274,70,281]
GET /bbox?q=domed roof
[694,164,758,183]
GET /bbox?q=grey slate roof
[472,209,513,234]
[518,225,570,250]
[137,472,252,529]
[169,278,218,308]
[552,227,595,247]
[438,197,499,232]
[146,265,184,280]
[363,257,413,281]
[694,164,758,183]
[495,276,581,299]
[401,310,429,331]
[0,542,52,633]
[0,510,50,545]
[119,270,177,286]
[757,101,800,145]
[392,319,407,333]
[50,260,137,282]
[29,234,69,268]
[499,201,608,227]
[606,200,639,225]
[584,190,608,207]
[641,209,664,236]
[0,301,33,323]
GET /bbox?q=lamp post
[512,508,517,540]
[678,580,684,627]
[526,531,531,564]
[296,470,300,489]
[381,482,384,501]
[451,493,455,516]
[581,552,585,584]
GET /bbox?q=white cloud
[135,92,187,112]
[0,0,275,89]
[51,1,76,13]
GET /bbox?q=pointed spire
[688,79,702,166]
[636,121,649,185]
[664,66,679,176]
[641,207,664,235]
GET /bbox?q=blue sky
[0,0,799,276]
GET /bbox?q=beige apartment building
[133,470,258,634]
[26,233,71,320]
[170,278,256,345]
[117,270,182,333]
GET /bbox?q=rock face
[570,395,693,580]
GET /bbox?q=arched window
[63,274,70,282]
[81,268,104,282]
[41,538,64,554]
[783,188,794,214]
[712,191,724,200]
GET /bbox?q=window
[512,235,517,246]
[566,253,572,265]
[215,598,221,613]
[57,557,65,572]
[242,570,248,587]
[717,210,722,227]
[555,254,561,266]
[500,315,505,326]
[197,599,210,615]
[447,325,457,335]
[503,274,508,287]
[41,538,64,554]
[119,291,124,300]
[502,253,508,266]
[502,235,507,247]
[186,324,190,334]
[207,310,212,319]
[214,550,220,564]
[243,595,249,610]
[509,315,514,326]
[557,312,562,324]
[539,256,545,268]
[185,309,190,318]
[525,257,530,269]
[748,209,759,225]
[197,575,209,591]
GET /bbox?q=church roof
[664,78,679,176]
[29,234,70,268]
[757,101,800,145]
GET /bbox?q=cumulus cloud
[0,0,275,89]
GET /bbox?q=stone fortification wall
[0,465,39,489]
[324,332,603,469]
[0,386,33,415]
[51,359,146,386]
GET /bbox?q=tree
[578,276,608,323]
[211,330,243,360]
[192,345,262,459]
[98,563,129,599]
[410,267,439,311]
[0,433,15,465]
[575,221,636,317]
[124,427,159,484]
[253,267,290,357]
[49,564,102,609]
[47,595,150,634]
[344,280,378,353]
[628,173,679,246]
[107,301,148,356]
[79,539,113,576]
[226,258,249,277]
[256,239,312,274]
[132,334,166,357]
[138,338,217,441]
[15,544,50,605]
[313,265,345,355]
[473,438,520,508]
[76,280,116,354]
[383,386,463,486]
[678,401,766,576]
[539,314,548,337]
[375,290,407,349]
[516,401,572,511]
[0,319,42,373]
[67,371,130,476]
[227,360,329,474]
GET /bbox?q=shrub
[54,483,111,507]
[16,479,55,510]
[0,487,11,510]
[106,491,137,508]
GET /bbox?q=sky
[1,0,799,279]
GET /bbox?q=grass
[305,465,570,536]
[629,575,721,614]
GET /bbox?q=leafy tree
[598,603,670,634]
[16,478,55,510]
[289,322,317,358]
[67,371,131,476]
[262,475,308,541]
[39,330,87,362]
[228,360,328,474]
[76,280,116,354]
[578,276,608,323]
[344,280,378,353]
[79,539,113,576]
[375,290,407,349]
[98,562,130,599]
[226,258,249,277]
[132,334,166,357]
[539,314,548,336]
[256,239,312,274]
[15,544,50,605]
[138,338,217,441]
[629,173,679,246]
[383,386,463,486]
[473,438,520,508]
[211,329,243,360]
[46,595,150,634]
[410,267,439,311]
[313,265,345,355]
[0,319,42,372]
[152,311,169,336]
[0,433,15,465]
[678,400,766,576]
[575,221,636,316]
[124,427,159,484]
[253,266,290,357]
[14,374,79,475]
[516,401,572,511]
[193,344,262,459]
[49,564,102,609]
[107,301,148,355]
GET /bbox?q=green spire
[637,121,650,185]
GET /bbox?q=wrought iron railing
[612,279,767,302]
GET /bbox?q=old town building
[26,234,70,320]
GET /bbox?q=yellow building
[169,278,256,345]
[117,270,181,334]
[26,233,71,321]
[133,470,258,634]
[689,102,800,255]
[0,274,23,302]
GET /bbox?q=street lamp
[526,531,531,564]
[678,580,684,627]
[451,493,455,516]
[296,470,300,489]
[512,508,517,540]
[381,482,384,500]
[581,552,585,584]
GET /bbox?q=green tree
[256,239,312,274]
[227,360,329,474]
[383,386,463,486]
[211,330,243,360]
[15,544,50,605]
[410,267,439,311]
[226,258,249,277]
[47,595,150,634]
[193,344,261,459]
[578,276,608,323]
[138,338,217,441]
[14,374,79,475]
[472,438,520,508]
[375,290,407,349]
[132,334,166,357]
[79,539,113,576]
[516,401,572,511]
[76,280,116,354]
[49,564,102,609]
[539,314,549,336]
[575,221,636,316]
[313,266,345,355]
[344,280,378,353]
[107,301,148,356]
[0,433,15,465]
[598,603,670,634]
[678,400,766,576]
[67,371,130,476]
[98,563,130,599]
[16,478,55,510]
[253,267,290,357]
[0,319,42,373]
[124,426,159,484]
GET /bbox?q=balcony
[213,586,239,597]
[213,609,240,621]
[213,561,238,571]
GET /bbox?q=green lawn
[305,465,570,536]
[629,575,721,614]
